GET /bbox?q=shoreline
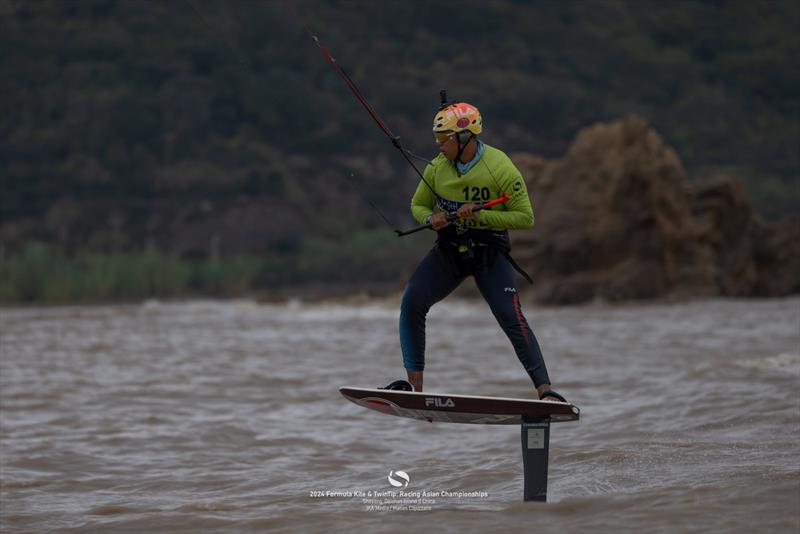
[2,285,797,310]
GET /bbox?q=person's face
[434,131,458,161]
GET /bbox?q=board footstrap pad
[538,389,567,402]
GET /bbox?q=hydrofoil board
[339,386,580,425]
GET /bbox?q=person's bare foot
[406,370,423,392]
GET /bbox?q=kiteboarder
[384,103,566,403]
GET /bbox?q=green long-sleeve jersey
[410,143,534,231]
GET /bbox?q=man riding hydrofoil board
[382,102,567,404]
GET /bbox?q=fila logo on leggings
[504,287,517,293]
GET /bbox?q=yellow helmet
[432,102,483,135]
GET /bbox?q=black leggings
[399,245,551,387]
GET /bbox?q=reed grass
[0,232,426,304]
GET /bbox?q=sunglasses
[434,131,455,144]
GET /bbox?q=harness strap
[437,228,534,284]
[504,252,534,285]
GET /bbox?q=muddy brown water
[1,297,798,532]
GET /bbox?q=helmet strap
[455,132,475,164]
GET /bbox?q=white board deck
[339,386,580,425]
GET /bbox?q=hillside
[0,0,798,300]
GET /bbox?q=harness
[436,226,533,284]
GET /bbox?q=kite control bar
[395,193,512,237]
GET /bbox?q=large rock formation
[512,116,799,304]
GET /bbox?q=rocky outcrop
[752,216,800,297]
[512,116,799,304]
